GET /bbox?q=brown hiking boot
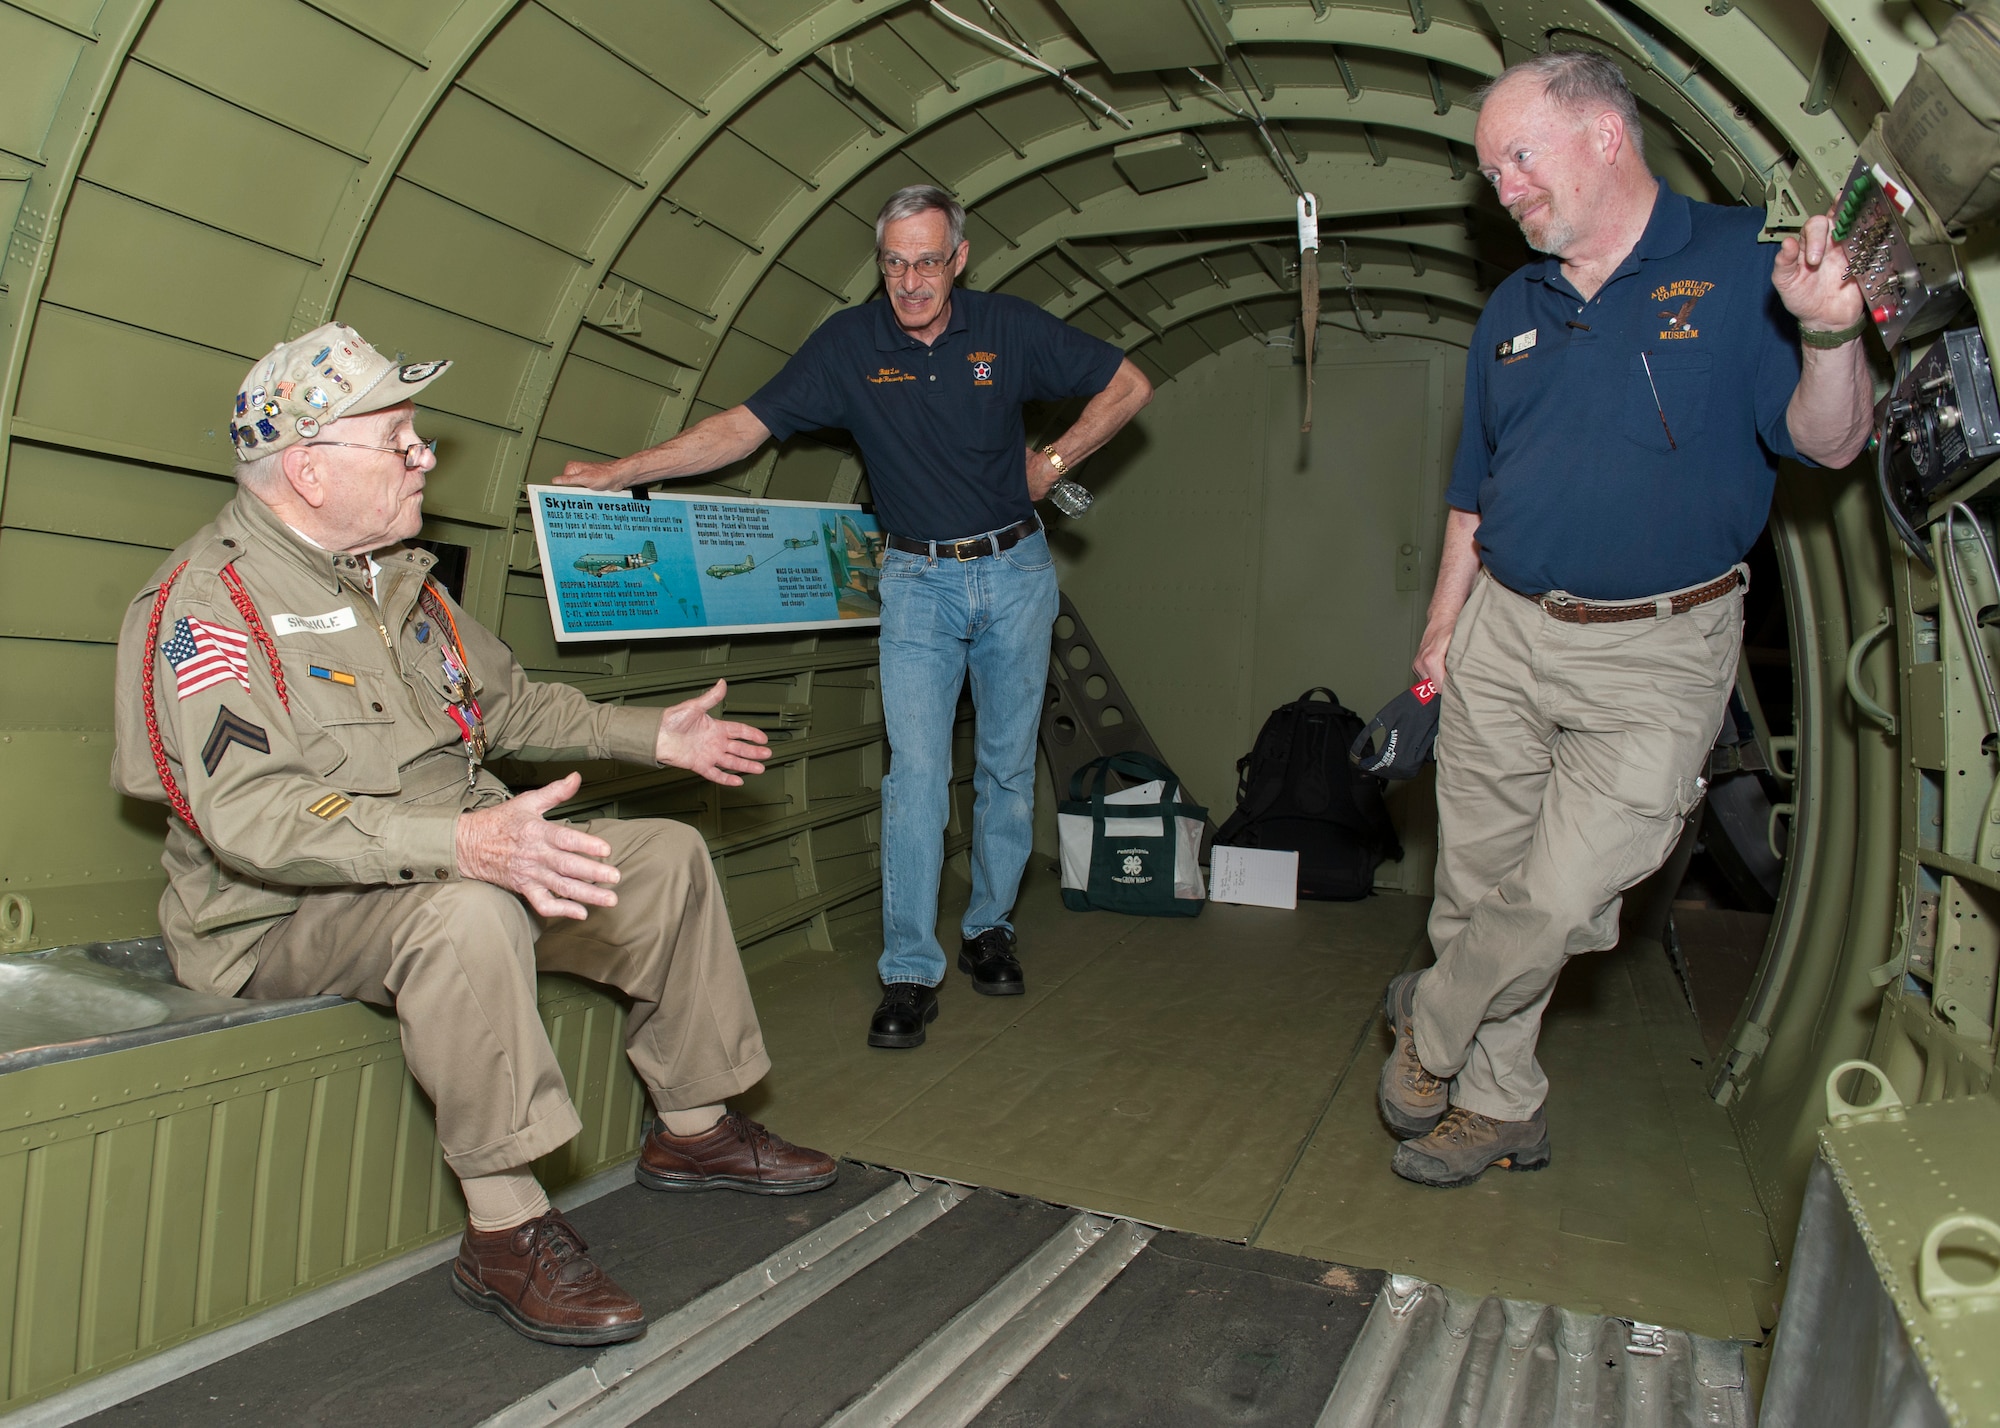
[451,1209,646,1346]
[1391,1106,1552,1188]
[1377,971,1449,1138]
[635,1110,838,1195]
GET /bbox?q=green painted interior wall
[0,0,1995,1388]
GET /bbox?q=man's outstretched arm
[556,405,774,491]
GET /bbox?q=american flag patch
[163,617,252,699]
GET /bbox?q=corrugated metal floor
[1319,1273,1751,1427]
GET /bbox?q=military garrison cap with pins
[228,322,451,461]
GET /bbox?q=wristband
[1041,445,1069,475]
[1799,316,1868,349]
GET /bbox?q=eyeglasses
[303,439,437,470]
[877,254,953,278]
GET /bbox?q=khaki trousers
[245,817,771,1177]
[1414,571,1741,1121]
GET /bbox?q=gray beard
[1520,213,1577,256]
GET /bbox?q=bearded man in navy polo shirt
[1374,53,1873,1187]
[558,186,1151,1048]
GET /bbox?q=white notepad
[1208,846,1299,909]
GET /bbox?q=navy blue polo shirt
[1449,181,1808,600]
[745,287,1124,541]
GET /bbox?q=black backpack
[1215,687,1404,900]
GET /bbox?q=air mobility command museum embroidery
[1655,279,1715,339]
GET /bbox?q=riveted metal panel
[132,0,413,157]
[613,201,753,318]
[834,152,937,235]
[41,184,314,358]
[781,202,876,298]
[500,589,621,675]
[332,280,544,433]
[350,180,582,341]
[311,0,468,61]
[732,71,873,184]
[80,63,359,261]
[732,262,839,353]
[14,306,242,471]
[0,442,229,549]
[0,981,647,1411]
[541,0,764,106]
[975,83,1096,154]
[539,351,672,456]
[0,640,115,730]
[0,733,163,883]
[669,129,804,245]
[459,2,695,182]
[695,327,790,407]
[0,530,160,642]
[76,1119,153,1370]
[903,112,1017,191]
[404,407,516,526]
[400,90,635,258]
[0,7,85,162]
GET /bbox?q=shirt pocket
[1623,349,1713,454]
[279,651,401,794]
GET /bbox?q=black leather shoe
[958,928,1025,996]
[868,982,940,1048]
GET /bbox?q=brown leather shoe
[635,1110,838,1195]
[450,1209,646,1346]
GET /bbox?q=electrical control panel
[1886,327,2000,509]
[1832,157,1965,350]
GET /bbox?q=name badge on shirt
[1495,328,1538,360]
[272,608,358,636]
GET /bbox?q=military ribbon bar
[163,616,252,699]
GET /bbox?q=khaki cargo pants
[244,817,771,1177]
[1413,570,1741,1121]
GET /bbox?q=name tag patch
[272,607,358,636]
[1495,328,1538,360]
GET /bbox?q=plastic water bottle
[1049,478,1094,518]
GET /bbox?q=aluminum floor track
[23,1162,1749,1428]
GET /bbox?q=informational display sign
[526,486,884,641]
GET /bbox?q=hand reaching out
[456,772,619,920]
[657,679,771,785]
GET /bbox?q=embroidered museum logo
[1651,279,1715,340]
[967,350,997,386]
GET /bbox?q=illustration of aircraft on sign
[574,540,658,578]
[704,532,818,580]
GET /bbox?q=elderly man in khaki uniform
[112,324,835,1347]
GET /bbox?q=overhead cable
[928,3,1132,129]
[1338,240,1381,342]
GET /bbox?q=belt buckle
[952,538,981,562]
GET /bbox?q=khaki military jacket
[112,489,661,996]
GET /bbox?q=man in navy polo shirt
[557,185,1151,1048]
[1375,53,1872,1187]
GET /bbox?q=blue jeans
[876,527,1059,986]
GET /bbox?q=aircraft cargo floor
[745,864,1780,1345]
[43,867,1773,1428]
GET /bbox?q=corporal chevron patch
[201,705,270,776]
[307,791,352,820]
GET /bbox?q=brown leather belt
[1532,567,1746,625]
[886,517,1040,562]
